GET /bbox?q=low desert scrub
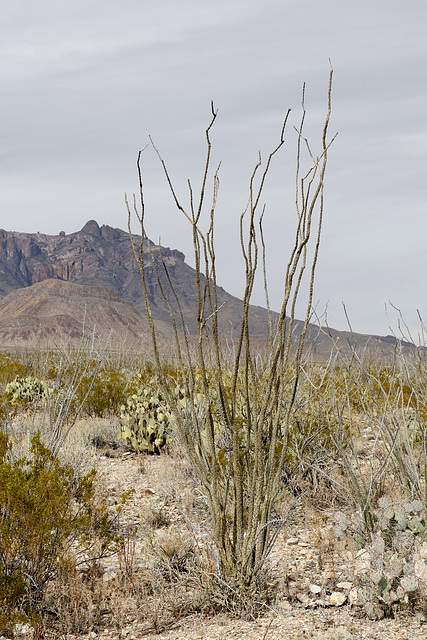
[51,521,220,636]
[3,413,122,480]
[0,352,28,386]
[148,451,200,508]
[140,504,171,529]
[46,560,109,635]
[0,430,120,637]
[6,325,427,626]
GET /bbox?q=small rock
[287,537,300,545]
[103,568,117,582]
[13,624,32,638]
[297,542,310,547]
[354,548,371,572]
[309,584,322,594]
[414,559,427,581]
[314,598,327,606]
[336,581,353,590]
[414,612,427,623]
[329,591,347,606]
[348,587,361,605]
[295,591,310,604]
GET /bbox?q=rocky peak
[81,219,101,236]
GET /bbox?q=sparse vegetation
[3,74,427,639]
[0,353,27,385]
[2,340,427,636]
[0,430,118,636]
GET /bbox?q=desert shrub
[141,505,171,530]
[74,367,128,417]
[151,527,195,579]
[0,353,27,386]
[46,561,107,635]
[36,341,121,457]
[0,398,7,429]
[117,375,171,454]
[0,430,118,633]
[334,497,427,619]
[46,356,128,417]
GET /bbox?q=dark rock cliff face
[0,220,271,336]
[0,221,181,296]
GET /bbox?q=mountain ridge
[0,219,276,345]
[0,220,415,355]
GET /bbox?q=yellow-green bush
[0,430,118,632]
[74,367,128,417]
[46,357,129,418]
[0,353,27,386]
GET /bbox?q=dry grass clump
[47,525,217,637]
[140,504,171,529]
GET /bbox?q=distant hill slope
[0,219,274,338]
[0,279,171,348]
[0,220,416,355]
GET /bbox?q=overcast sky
[1,0,426,338]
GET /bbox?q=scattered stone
[354,548,371,572]
[314,598,328,607]
[348,587,361,605]
[336,581,353,590]
[13,624,32,638]
[295,591,310,605]
[286,537,299,545]
[103,568,117,582]
[309,583,322,594]
[414,557,427,581]
[329,591,347,606]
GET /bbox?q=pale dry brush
[126,68,335,596]
[301,313,427,538]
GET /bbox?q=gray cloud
[1,0,426,337]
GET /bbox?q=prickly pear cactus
[5,376,49,405]
[117,380,171,454]
[334,498,427,617]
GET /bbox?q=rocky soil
[48,450,427,640]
